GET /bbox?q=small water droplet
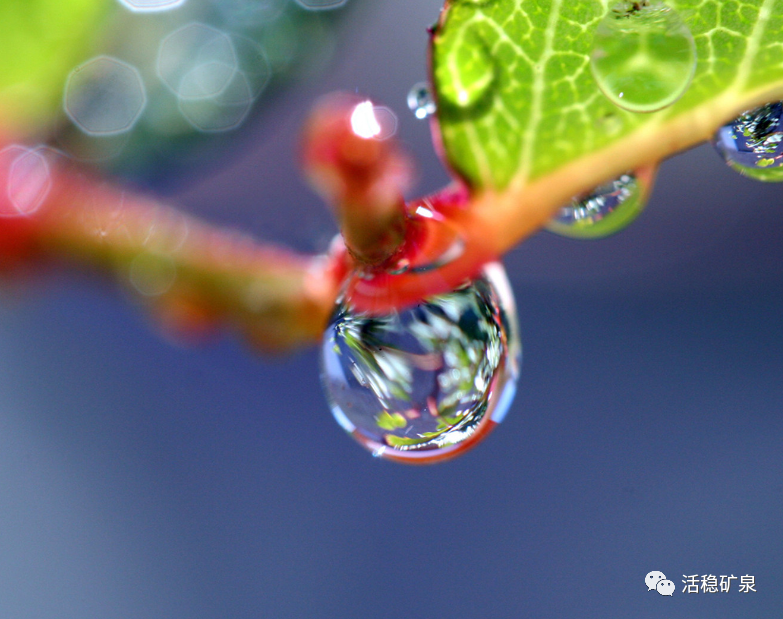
[407,82,437,119]
[591,0,696,113]
[321,263,521,464]
[435,35,495,110]
[546,172,646,238]
[597,111,624,135]
[712,102,783,182]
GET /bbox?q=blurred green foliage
[0,0,109,133]
[0,0,349,183]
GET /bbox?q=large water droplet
[591,0,696,113]
[546,172,646,238]
[407,82,437,120]
[435,34,495,109]
[321,263,520,464]
[712,102,783,182]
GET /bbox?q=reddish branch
[301,93,411,266]
[0,148,345,352]
[0,93,667,350]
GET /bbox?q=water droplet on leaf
[407,82,437,119]
[591,0,696,113]
[435,34,495,110]
[546,172,646,238]
[597,111,624,135]
[321,263,520,464]
[712,102,783,182]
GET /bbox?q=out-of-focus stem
[301,93,411,266]
[0,150,344,352]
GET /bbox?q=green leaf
[0,0,111,133]
[432,0,783,191]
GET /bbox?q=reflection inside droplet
[590,0,696,113]
[712,102,783,182]
[407,82,437,119]
[434,29,496,110]
[321,263,520,464]
[547,172,647,238]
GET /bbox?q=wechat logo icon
[646,571,675,596]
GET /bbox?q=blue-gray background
[0,1,781,617]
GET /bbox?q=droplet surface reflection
[350,101,382,139]
[547,173,645,239]
[712,102,783,182]
[435,37,495,109]
[321,263,520,464]
[590,0,696,113]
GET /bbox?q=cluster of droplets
[337,1,783,463]
[546,2,783,238]
[320,263,520,463]
[431,0,698,119]
[52,0,783,466]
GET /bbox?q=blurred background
[0,0,781,617]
